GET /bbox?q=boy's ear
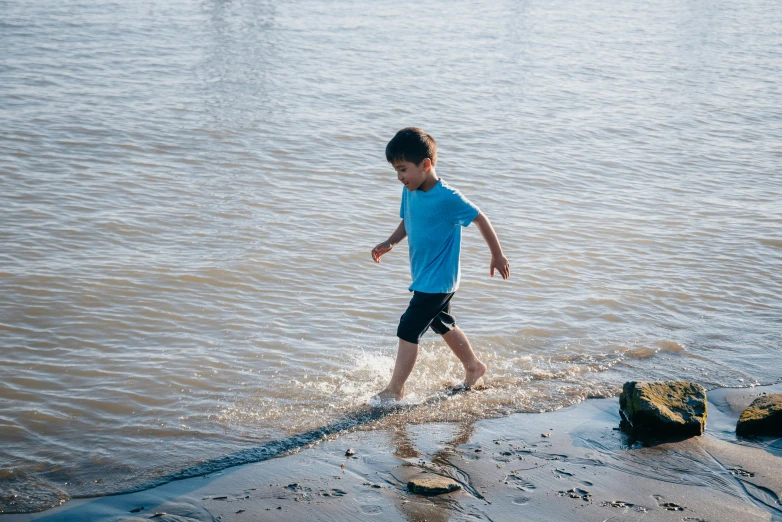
[422,158,432,172]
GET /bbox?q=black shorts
[396,291,457,344]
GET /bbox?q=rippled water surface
[2,0,781,513]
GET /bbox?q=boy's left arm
[473,212,510,280]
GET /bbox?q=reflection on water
[1,0,781,513]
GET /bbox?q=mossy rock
[619,381,707,437]
[407,476,461,496]
[736,394,782,436]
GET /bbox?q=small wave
[654,340,686,353]
[758,238,782,249]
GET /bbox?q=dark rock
[407,476,461,496]
[345,448,355,457]
[619,381,707,437]
[736,394,782,436]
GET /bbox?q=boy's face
[392,158,432,191]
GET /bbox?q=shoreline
[3,383,782,521]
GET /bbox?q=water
[1,0,781,513]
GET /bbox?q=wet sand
[4,384,782,522]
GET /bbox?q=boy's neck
[418,168,439,192]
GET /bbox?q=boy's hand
[371,241,393,263]
[490,255,510,279]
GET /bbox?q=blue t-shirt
[400,178,480,293]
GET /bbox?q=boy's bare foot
[464,360,487,388]
[375,387,404,402]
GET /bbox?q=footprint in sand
[558,488,591,501]
[493,453,514,463]
[320,488,347,497]
[553,467,574,478]
[512,496,530,505]
[505,474,536,492]
[653,494,685,511]
[360,505,383,515]
[603,500,634,509]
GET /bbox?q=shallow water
[1,0,781,513]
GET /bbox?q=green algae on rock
[736,394,782,436]
[407,476,461,496]
[619,381,707,437]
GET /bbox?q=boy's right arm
[371,219,406,263]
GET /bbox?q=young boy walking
[371,127,510,401]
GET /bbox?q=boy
[371,127,510,401]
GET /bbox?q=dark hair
[385,127,437,166]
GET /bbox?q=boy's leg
[441,326,487,387]
[378,292,450,401]
[429,297,487,388]
[377,338,418,400]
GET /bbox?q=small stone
[542,433,551,438]
[340,463,345,469]
[130,507,144,513]
[345,448,355,457]
[407,476,461,496]
[236,509,245,514]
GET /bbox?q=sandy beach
[3,383,780,522]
